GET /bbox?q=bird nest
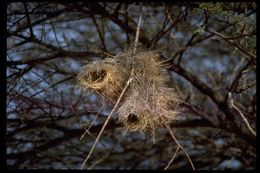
[77,58,129,104]
[77,50,180,133]
[117,87,179,133]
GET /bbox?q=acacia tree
[6,2,256,170]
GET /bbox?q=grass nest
[77,58,129,104]
[78,50,180,133]
[116,51,180,133]
[117,87,179,133]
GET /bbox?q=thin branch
[81,5,143,169]
[228,61,251,93]
[80,105,104,140]
[49,19,62,49]
[88,131,127,169]
[81,77,133,169]
[228,92,256,137]
[164,146,180,170]
[83,2,152,47]
[151,6,184,47]
[167,61,239,127]
[206,29,256,62]
[7,51,102,67]
[132,5,143,56]
[119,3,136,14]
[91,15,107,51]
[8,8,67,38]
[162,24,233,64]
[165,124,195,170]
[23,2,34,38]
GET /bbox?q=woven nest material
[117,51,179,131]
[77,58,129,104]
[115,51,180,132]
[78,50,180,133]
[116,87,179,132]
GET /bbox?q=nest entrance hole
[127,113,139,124]
[87,70,107,83]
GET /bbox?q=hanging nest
[116,51,180,132]
[77,58,129,104]
[77,49,180,133]
[116,87,179,132]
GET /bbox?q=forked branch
[165,124,195,170]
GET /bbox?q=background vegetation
[6,2,256,170]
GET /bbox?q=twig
[130,4,142,79]
[80,105,104,140]
[87,105,104,131]
[81,4,143,169]
[119,3,136,14]
[164,146,180,170]
[87,148,112,169]
[81,78,133,169]
[207,29,256,61]
[132,5,143,57]
[23,2,34,38]
[165,124,195,170]
[49,19,62,49]
[88,131,127,169]
[228,92,256,137]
